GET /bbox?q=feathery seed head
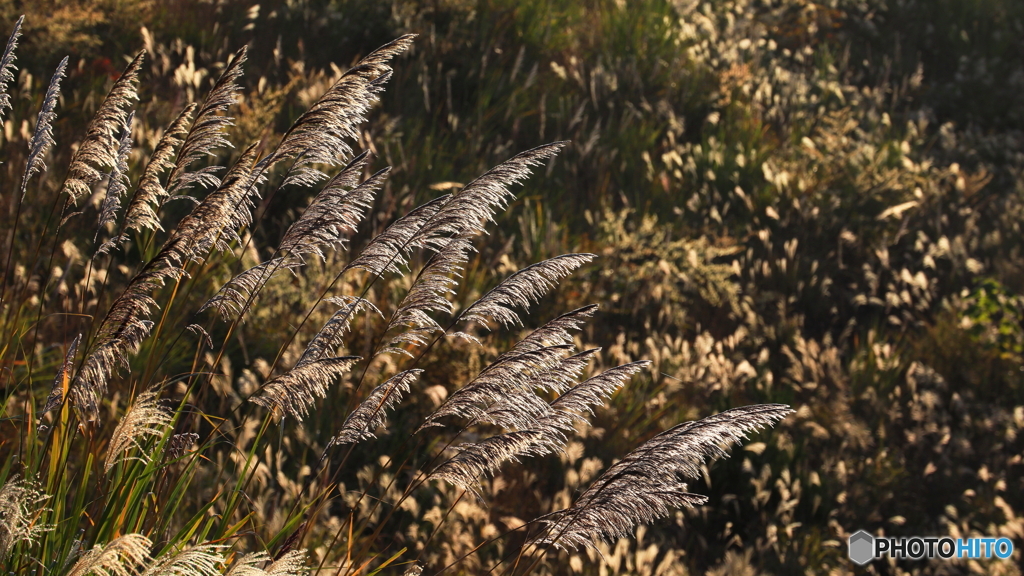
[0,476,53,559]
[332,369,422,445]
[21,56,67,199]
[63,51,144,204]
[105,389,173,472]
[531,404,793,551]
[0,15,23,122]
[66,533,152,576]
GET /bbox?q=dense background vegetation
[1,0,1022,573]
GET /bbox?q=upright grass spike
[0,15,23,123]
[95,111,134,245]
[20,56,67,200]
[61,51,144,205]
[115,103,197,240]
[40,333,82,415]
[165,46,247,196]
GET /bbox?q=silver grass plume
[185,323,213,349]
[104,389,173,472]
[59,532,85,572]
[487,304,597,363]
[116,103,197,240]
[20,56,67,199]
[69,245,182,421]
[530,404,793,551]
[170,143,263,260]
[165,47,247,196]
[380,236,474,356]
[139,543,226,576]
[199,256,303,321]
[62,51,143,204]
[522,348,601,395]
[224,552,271,576]
[427,424,564,498]
[543,360,649,432]
[263,35,414,186]
[458,254,597,329]
[95,111,134,244]
[345,194,450,277]
[0,15,23,122]
[418,344,573,431]
[347,144,566,282]
[223,550,307,576]
[278,153,384,259]
[204,159,386,322]
[69,147,260,420]
[470,390,554,432]
[66,533,152,576]
[410,142,567,251]
[71,317,155,421]
[440,359,642,484]
[0,476,52,559]
[296,296,380,366]
[267,551,307,575]
[252,356,361,421]
[41,333,81,415]
[466,349,601,431]
[331,369,422,445]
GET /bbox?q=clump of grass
[0,15,788,575]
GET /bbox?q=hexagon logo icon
[849,530,875,565]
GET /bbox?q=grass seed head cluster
[0,12,790,576]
